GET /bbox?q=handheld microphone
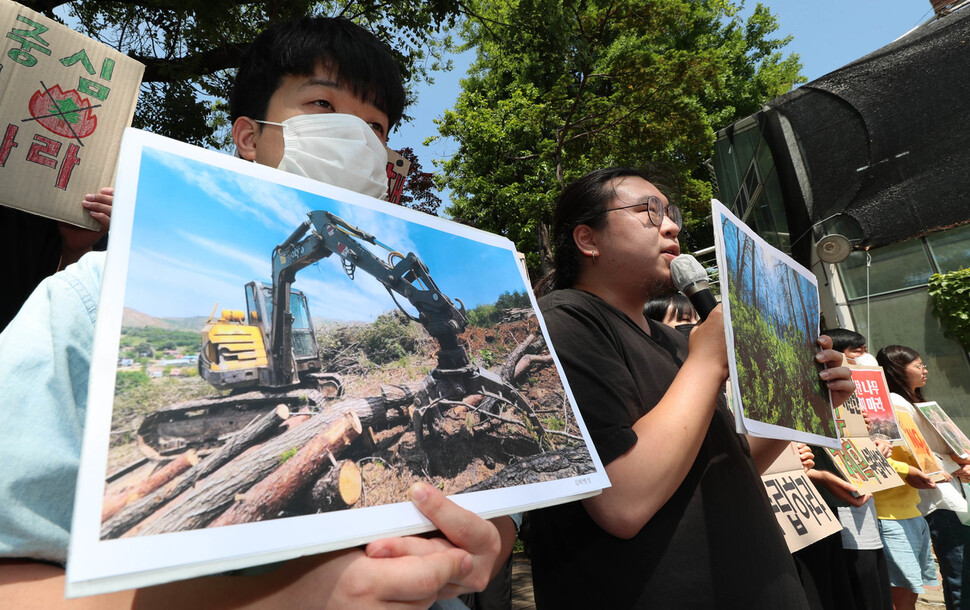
[670,254,718,321]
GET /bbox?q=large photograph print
[713,200,838,448]
[68,129,606,596]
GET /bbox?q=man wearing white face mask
[251,113,390,199]
[0,16,516,609]
[228,17,400,200]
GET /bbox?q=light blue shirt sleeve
[0,252,104,564]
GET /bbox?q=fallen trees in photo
[302,458,363,513]
[210,412,361,526]
[101,450,199,521]
[460,447,595,493]
[101,406,290,539]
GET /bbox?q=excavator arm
[269,210,471,386]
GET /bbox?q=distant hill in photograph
[122,307,347,333]
[122,308,209,332]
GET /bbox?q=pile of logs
[101,329,594,540]
[101,390,410,539]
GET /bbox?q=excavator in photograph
[137,210,542,456]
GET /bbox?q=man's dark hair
[229,16,405,128]
[644,292,695,323]
[535,167,653,295]
[823,328,866,354]
[876,344,926,403]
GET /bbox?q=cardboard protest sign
[821,394,904,495]
[713,200,838,448]
[761,442,842,553]
[915,401,970,459]
[850,366,901,441]
[896,409,947,481]
[0,0,143,228]
[384,147,410,204]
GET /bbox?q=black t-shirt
[528,289,807,609]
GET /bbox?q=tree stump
[208,411,361,527]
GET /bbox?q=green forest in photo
[721,213,835,438]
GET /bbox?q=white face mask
[854,352,879,367]
[258,113,389,200]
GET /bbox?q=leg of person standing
[926,508,970,609]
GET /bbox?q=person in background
[870,343,941,610]
[643,292,699,336]
[804,328,893,610]
[825,328,879,367]
[878,345,970,610]
[1,190,113,332]
[0,16,514,608]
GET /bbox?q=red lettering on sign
[27,134,61,168]
[0,124,19,166]
[55,144,81,189]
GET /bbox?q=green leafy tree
[928,268,970,350]
[24,0,468,159]
[433,0,804,276]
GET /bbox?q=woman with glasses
[878,345,970,610]
[525,167,855,608]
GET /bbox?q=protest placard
[712,199,838,448]
[0,0,142,228]
[915,401,970,459]
[67,128,609,597]
[820,393,903,495]
[896,409,946,481]
[849,365,901,441]
[760,442,842,553]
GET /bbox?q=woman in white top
[877,345,970,610]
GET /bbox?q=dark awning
[757,8,970,251]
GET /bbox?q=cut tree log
[500,332,538,382]
[101,406,289,539]
[512,354,553,383]
[130,397,396,536]
[460,446,595,493]
[209,412,361,526]
[303,459,363,513]
[101,450,198,521]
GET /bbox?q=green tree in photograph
[435,0,804,275]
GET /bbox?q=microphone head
[670,254,709,293]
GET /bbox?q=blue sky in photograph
[122,147,526,322]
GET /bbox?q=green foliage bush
[466,291,532,327]
[358,312,422,365]
[120,327,199,350]
[729,295,831,436]
[115,370,150,395]
[928,268,970,350]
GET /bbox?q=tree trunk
[101,450,198,521]
[209,412,361,527]
[132,398,380,536]
[501,333,537,381]
[302,459,363,513]
[460,446,595,492]
[512,354,554,383]
[101,406,289,539]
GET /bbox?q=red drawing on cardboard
[28,83,98,139]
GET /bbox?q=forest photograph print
[714,202,836,445]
